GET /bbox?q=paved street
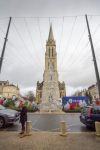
[0,113,95,132]
[0,132,100,150]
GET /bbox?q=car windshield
[0,105,6,110]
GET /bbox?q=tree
[25,91,35,102]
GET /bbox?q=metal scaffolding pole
[85,14,100,99]
[0,17,12,73]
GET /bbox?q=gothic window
[52,62,54,70]
[50,75,52,80]
[48,62,49,69]
[49,48,50,57]
[52,47,53,57]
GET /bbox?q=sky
[0,0,100,96]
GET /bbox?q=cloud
[0,0,100,95]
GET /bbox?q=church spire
[48,24,54,41]
[47,24,55,45]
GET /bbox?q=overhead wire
[23,18,43,70]
[60,16,77,68]
[37,17,45,52]
[0,15,100,89]
[12,19,35,64]
[62,17,100,72]
[58,17,64,72]
[2,27,35,67]
[2,17,44,76]
[65,27,87,65]
[62,16,93,70]
[0,23,23,74]
[0,17,9,20]
[74,18,100,66]
[6,41,30,65]
[0,25,34,67]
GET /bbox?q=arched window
[52,47,53,56]
[48,62,49,69]
[50,75,52,80]
[49,48,50,57]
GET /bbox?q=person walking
[20,106,27,134]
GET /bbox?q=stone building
[88,84,99,99]
[74,89,87,96]
[0,80,19,99]
[36,25,66,104]
[73,83,99,100]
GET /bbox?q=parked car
[0,105,20,128]
[80,105,100,128]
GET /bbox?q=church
[36,25,66,104]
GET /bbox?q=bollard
[59,121,67,136]
[26,121,32,136]
[95,121,100,136]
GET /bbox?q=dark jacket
[20,106,27,123]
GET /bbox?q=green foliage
[4,99,15,108]
[24,101,29,107]
[25,105,38,112]
[3,99,38,112]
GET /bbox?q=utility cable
[12,20,35,64]
[24,18,43,70]
[61,16,77,68]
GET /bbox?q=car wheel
[0,117,5,128]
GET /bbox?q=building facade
[0,81,19,99]
[88,84,99,99]
[73,83,99,101]
[36,25,66,104]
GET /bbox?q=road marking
[68,123,81,127]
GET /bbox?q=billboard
[62,96,88,110]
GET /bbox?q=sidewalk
[0,131,100,150]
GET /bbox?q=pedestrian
[19,106,27,134]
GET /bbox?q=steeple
[48,24,54,42]
[47,24,55,45]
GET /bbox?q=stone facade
[36,25,66,104]
[88,84,99,99]
[74,83,99,100]
[0,80,19,99]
